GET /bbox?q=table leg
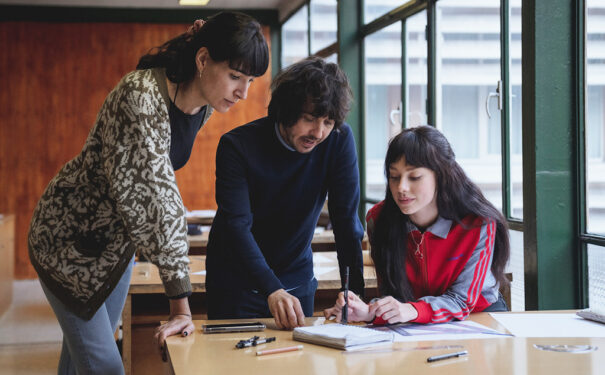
[122,293,132,375]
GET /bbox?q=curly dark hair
[136,11,269,83]
[268,56,353,129]
[371,125,511,302]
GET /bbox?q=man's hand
[368,296,418,324]
[267,289,305,329]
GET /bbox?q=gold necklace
[412,232,425,259]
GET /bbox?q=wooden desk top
[188,229,369,248]
[129,252,376,294]
[166,313,605,375]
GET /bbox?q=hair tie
[187,19,206,36]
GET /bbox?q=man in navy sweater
[206,57,364,329]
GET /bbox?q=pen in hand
[342,266,349,324]
[427,350,468,363]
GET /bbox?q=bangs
[226,39,269,77]
[385,130,437,173]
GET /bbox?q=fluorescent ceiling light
[179,0,210,5]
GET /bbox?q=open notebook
[293,324,394,350]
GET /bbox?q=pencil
[256,345,304,356]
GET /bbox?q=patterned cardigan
[28,68,213,320]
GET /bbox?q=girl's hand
[323,291,373,323]
[369,297,418,324]
[154,314,194,361]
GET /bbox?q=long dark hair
[268,56,353,130]
[370,125,510,302]
[137,11,269,82]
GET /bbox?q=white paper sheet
[489,312,605,337]
[186,210,216,218]
[313,266,338,277]
[191,270,206,275]
[313,253,334,264]
[368,320,510,342]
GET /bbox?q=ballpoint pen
[427,350,469,363]
[342,266,349,324]
[236,336,276,348]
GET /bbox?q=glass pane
[325,53,338,64]
[588,244,605,309]
[510,0,523,219]
[364,22,402,201]
[364,0,407,24]
[506,229,525,311]
[436,0,503,211]
[586,0,605,235]
[406,10,428,127]
[282,5,309,68]
[310,0,337,54]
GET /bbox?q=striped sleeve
[410,220,496,323]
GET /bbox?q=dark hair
[370,125,510,302]
[136,11,269,82]
[268,56,353,129]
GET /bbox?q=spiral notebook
[293,324,394,350]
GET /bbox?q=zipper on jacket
[422,235,429,295]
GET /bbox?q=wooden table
[165,313,605,375]
[188,229,369,254]
[122,252,376,375]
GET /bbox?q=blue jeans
[483,292,509,312]
[40,257,134,375]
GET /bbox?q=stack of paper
[293,324,394,350]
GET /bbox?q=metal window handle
[486,80,503,118]
[390,101,402,126]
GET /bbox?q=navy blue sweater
[206,117,364,299]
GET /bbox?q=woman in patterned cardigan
[28,11,268,374]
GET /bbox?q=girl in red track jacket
[325,125,510,324]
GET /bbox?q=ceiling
[0,0,305,20]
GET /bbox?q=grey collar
[406,216,453,239]
[274,122,296,152]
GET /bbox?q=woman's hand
[154,314,194,361]
[368,297,418,324]
[323,291,373,323]
[154,297,194,361]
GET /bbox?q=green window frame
[278,0,587,310]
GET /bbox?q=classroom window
[586,0,605,236]
[282,5,309,68]
[324,53,338,64]
[436,0,503,211]
[310,0,337,54]
[364,0,408,24]
[406,10,428,128]
[588,244,605,309]
[507,229,525,311]
[364,22,402,202]
[510,0,523,219]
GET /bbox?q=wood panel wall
[0,22,272,279]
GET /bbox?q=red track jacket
[367,201,499,324]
